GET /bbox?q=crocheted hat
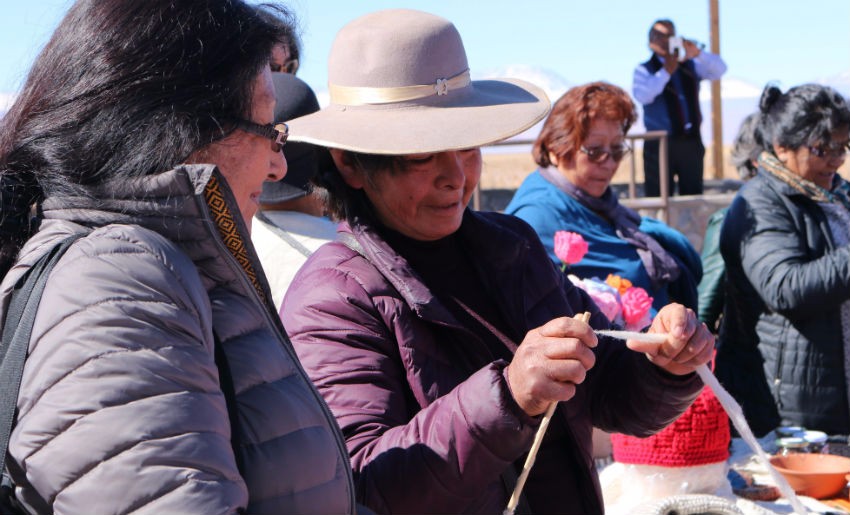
[611,387,730,467]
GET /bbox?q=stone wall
[625,193,736,253]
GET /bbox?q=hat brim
[288,78,550,155]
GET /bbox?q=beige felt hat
[287,9,551,155]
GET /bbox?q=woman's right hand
[505,317,597,416]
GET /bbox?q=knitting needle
[504,311,591,515]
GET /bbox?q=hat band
[328,69,471,106]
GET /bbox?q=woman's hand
[506,317,597,416]
[625,303,714,375]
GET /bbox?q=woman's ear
[773,143,791,164]
[550,151,576,171]
[329,148,365,189]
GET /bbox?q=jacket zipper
[208,225,357,513]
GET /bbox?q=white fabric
[601,461,733,515]
[632,51,727,105]
[252,210,338,310]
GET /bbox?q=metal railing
[622,130,669,223]
[478,131,671,222]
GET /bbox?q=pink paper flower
[590,291,622,323]
[570,276,622,323]
[554,231,588,266]
[621,286,654,331]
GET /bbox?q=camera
[668,36,686,61]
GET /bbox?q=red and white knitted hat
[611,387,730,467]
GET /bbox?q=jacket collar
[755,165,818,201]
[343,209,529,329]
[38,165,272,303]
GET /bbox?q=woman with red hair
[506,81,701,315]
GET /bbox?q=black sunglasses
[808,142,850,160]
[579,143,632,164]
[271,58,299,75]
[235,120,289,152]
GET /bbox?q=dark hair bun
[759,84,782,114]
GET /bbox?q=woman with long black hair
[0,1,355,512]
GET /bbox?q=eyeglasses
[579,143,632,164]
[235,120,289,152]
[808,142,850,160]
[271,58,299,75]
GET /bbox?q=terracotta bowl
[769,453,850,499]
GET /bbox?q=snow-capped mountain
[699,77,763,101]
[474,64,573,102]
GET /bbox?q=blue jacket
[505,170,702,312]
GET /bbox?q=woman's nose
[437,151,465,188]
[600,153,620,171]
[268,150,287,182]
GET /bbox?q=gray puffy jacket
[0,166,355,514]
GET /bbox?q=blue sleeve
[640,218,703,310]
[641,218,702,282]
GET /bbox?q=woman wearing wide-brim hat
[281,9,713,514]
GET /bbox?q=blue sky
[2,1,849,112]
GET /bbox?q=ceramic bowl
[769,453,850,499]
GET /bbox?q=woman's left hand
[624,303,714,375]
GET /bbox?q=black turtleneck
[378,225,515,366]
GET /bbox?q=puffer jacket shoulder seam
[67,225,204,319]
[288,247,401,356]
[37,297,189,341]
[24,329,191,412]
[304,246,395,303]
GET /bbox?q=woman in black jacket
[716,83,850,437]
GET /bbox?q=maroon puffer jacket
[282,210,702,514]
